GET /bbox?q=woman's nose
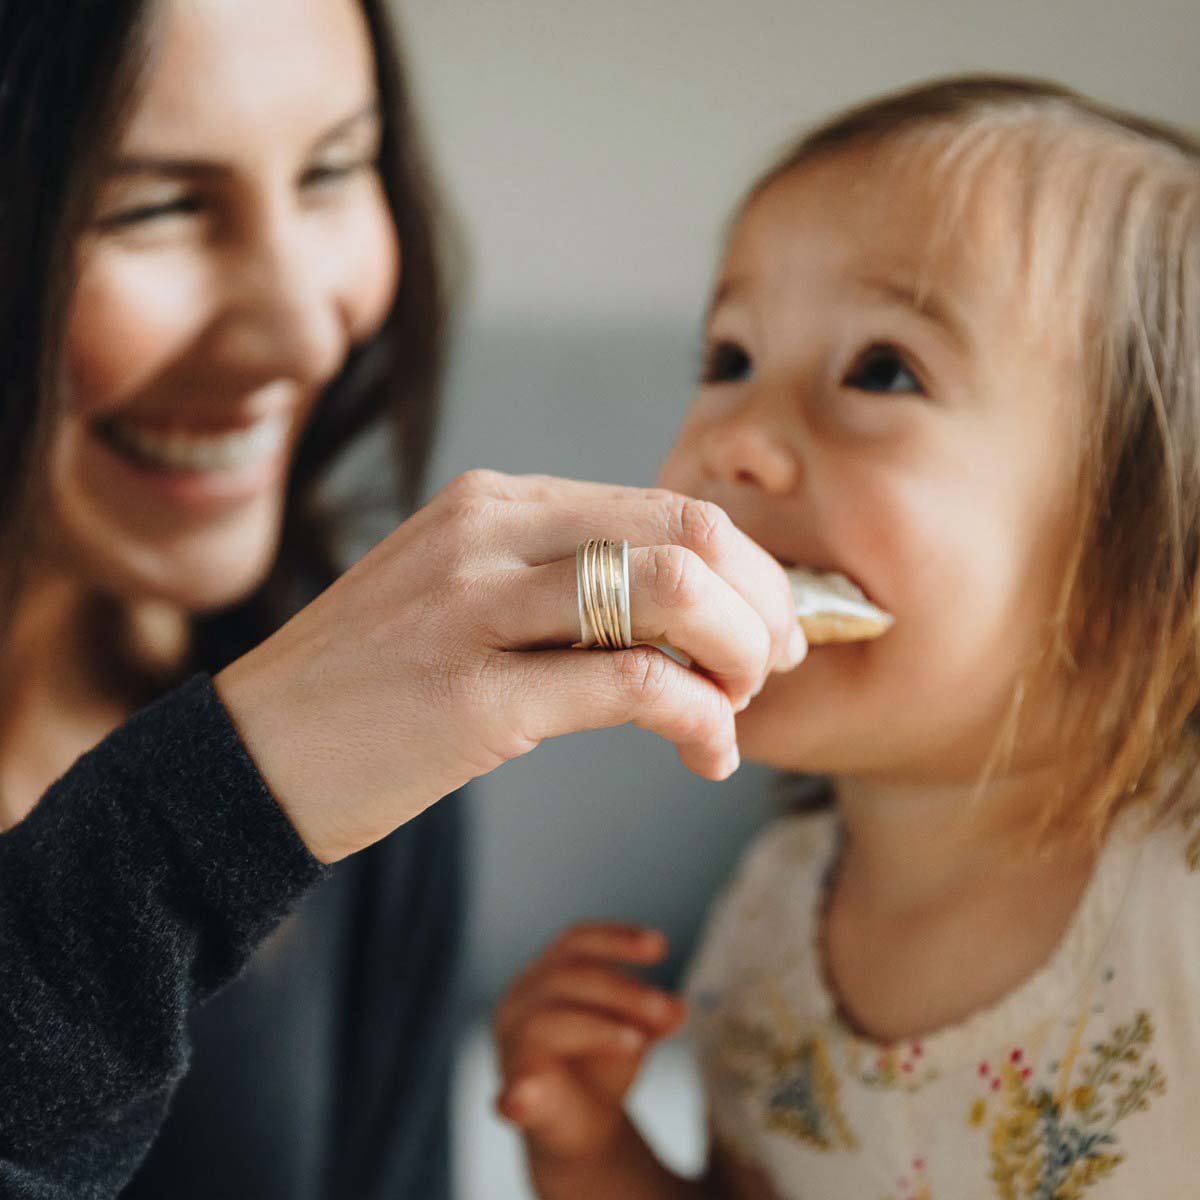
[700,418,800,495]
[218,226,349,392]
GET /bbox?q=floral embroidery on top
[695,983,859,1152]
[967,1008,1165,1198]
[847,1038,941,1093]
[883,1156,933,1200]
[764,1032,857,1150]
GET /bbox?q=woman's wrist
[212,646,352,865]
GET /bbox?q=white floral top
[684,802,1200,1199]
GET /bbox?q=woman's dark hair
[0,0,450,699]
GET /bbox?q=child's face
[657,145,1082,785]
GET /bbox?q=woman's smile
[87,410,293,511]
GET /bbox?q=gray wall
[401,0,1197,327]
[365,2,1200,1011]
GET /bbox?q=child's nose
[701,421,799,495]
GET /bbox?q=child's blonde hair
[749,77,1200,845]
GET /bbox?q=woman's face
[57,0,400,612]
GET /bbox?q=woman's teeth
[100,415,289,472]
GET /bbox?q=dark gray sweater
[0,672,463,1199]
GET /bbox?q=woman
[0,0,802,1196]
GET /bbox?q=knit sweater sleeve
[0,673,330,1198]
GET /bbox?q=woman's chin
[63,517,282,615]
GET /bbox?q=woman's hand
[215,470,803,861]
[494,923,684,1168]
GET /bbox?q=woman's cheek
[66,247,204,416]
[335,179,401,340]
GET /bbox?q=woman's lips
[85,412,293,513]
[94,413,290,473]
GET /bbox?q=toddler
[495,76,1200,1199]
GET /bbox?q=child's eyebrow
[858,275,973,354]
[705,276,747,323]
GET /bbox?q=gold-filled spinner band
[575,538,632,650]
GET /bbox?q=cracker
[786,567,893,645]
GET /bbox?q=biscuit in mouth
[785,567,893,645]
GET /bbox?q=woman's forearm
[0,675,325,1196]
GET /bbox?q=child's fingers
[497,1065,626,1161]
[501,1006,647,1074]
[496,962,686,1045]
[499,1005,659,1108]
[496,923,669,1030]
[544,922,669,966]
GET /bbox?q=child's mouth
[778,563,894,645]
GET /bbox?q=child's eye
[843,344,925,396]
[701,340,753,385]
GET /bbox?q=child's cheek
[865,462,1049,712]
[654,409,709,493]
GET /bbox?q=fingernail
[618,1027,645,1052]
[649,994,675,1022]
[788,626,807,666]
[640,929,667,952]
[721,745,741,778]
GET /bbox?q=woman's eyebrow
[310,99,382,151]
[109,156,226,180]
[109,99,383,179]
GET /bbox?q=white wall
[401,0,1198,325]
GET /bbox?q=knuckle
[640,486,682,505]
[647,544,700,610]
[442,492,496,532]
[674,497,731,559]
[448,467,505,497]
[616,646,672,707]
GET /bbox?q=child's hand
[494,922,687,1166]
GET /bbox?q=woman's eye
[97,197,201,229]
[701,340,752,385]
[843,344,924,396]
[300,159,373,190]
